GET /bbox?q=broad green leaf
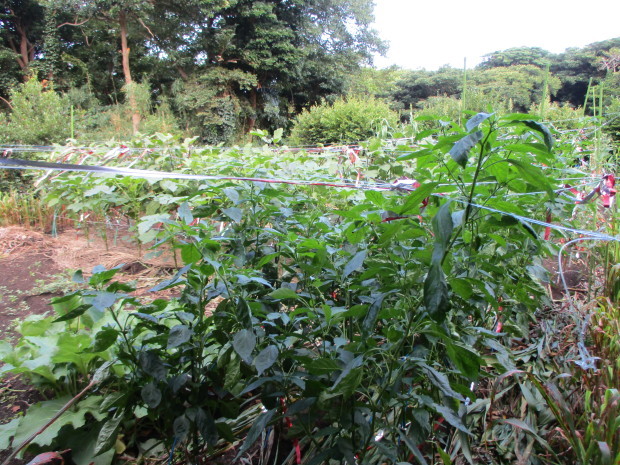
[307,358,341,375]
[86,328,119,353]
[449,278,473,299]
[168,325,193,349]
[364,190,385,207]
[180,244,202,264]
[267,288,299,300]
[223,187,240,204]
[449,131,482,167]
[445,344,481,380]
[343,250,367,279]
[139,352,167,381]
[466,112,493,132]
[94,414,123,456]
[92,292,118,311]
[53,304,91,322]
[253,345,279,375]
[331,368,363,397]
[223,207,243,223]
[362,292,387,336]
[235,409,276,459]
[232,329,256,363]
[89,266,122,287]
[13,395,104,447]
[141,382,162,408]
[173,415,191,442]
[0,418,20,450]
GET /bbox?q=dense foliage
[288,96,399,145]
[0,0,384,142]
[2,112,619,464]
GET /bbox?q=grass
[0,191,55,230]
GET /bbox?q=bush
[288,96,399,145]
[0,77,70,145]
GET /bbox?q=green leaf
[89,266,122,287]
[364,190,385,207]
[168,325,193,349]
[497,418,554,452]
[504,159,554,198]
[449,131,482,167]
[223,187,240,204]
[180,244,202,264]
[522,120,554,151]
[398,182,438,215]
[420,363,465,400]
[232,329,256,363]
[267,288,299,300]
[424,263,450,321]
[73,270,85,284]
[141,382,162,408]
[92,292,118,311]
[53,304,91,322]
[398,430,428,465]
[12,395,104,447]
[431,201,454,262]
[307,358,341,375]
[466,112,493,132]
[178,202,193,225]
[223,207,243,223]
[173,415,191,442]
[0,418,20,450]
[332,355,363,390]
[342,250,367,279]
[331,367,363,397]
[431,403,472,435]
[253,345,279,375]
[235,409,276,459]
[192,407,218,445]
[94,414,123,456]
[139,352,167,381]
[446,344,481,380]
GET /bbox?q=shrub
[0,77,70,145]
[288,96,399,145]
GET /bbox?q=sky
[371,0,620,70]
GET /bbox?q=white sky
[372,0,620,70]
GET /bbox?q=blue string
[168,437,178,465]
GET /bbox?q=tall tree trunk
[9,21,31,79]
[247,87,257,133]
[119,10,140,134]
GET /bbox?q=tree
[389,67,463,110]
[478,46,552,69]
[470,65,561,112]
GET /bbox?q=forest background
[2,0,620,147]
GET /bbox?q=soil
[0,226,180,463]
